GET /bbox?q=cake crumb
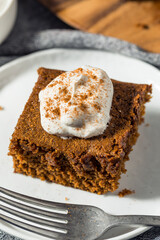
[0,106,4,110]
[145,123,150,127]
[118,189,135,197]
[65,197,69,201]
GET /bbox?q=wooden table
[38,0,160,53]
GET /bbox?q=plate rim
[0,48,160,77]
[1,221,151,240]
[1,48,159,240]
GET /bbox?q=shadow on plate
[126,112,160,200]
[97,226,144,240]
[105,112,160,200]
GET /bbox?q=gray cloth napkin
[0,0,160,239]
[0,29,160,68]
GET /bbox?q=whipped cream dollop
[39,66,113,138]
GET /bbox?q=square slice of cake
[9,67,152,194]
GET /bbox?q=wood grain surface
[38,0,160,53]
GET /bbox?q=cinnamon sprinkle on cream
[79,103,88,112]
[39,66,113,138]
[92,103,101,112]
[52,107,60,117]
[63,95,71,103]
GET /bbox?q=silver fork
[0,187,160,240]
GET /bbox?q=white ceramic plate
[0,49,160,240]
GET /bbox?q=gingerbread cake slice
[9,67,152,194]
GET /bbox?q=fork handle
[111,215,160,227]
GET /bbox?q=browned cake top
[11,68,152,157]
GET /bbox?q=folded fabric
[0,30,160,68]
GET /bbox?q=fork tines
[0,187,69,239]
